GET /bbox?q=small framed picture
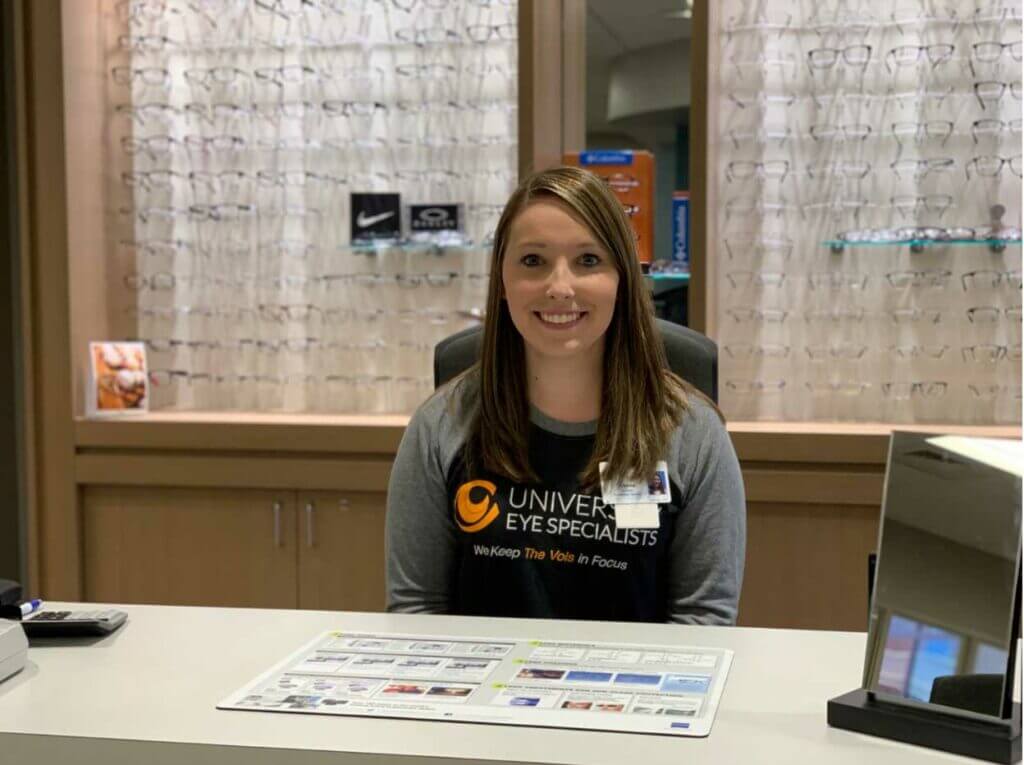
[88,342,148,416]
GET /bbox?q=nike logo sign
[356,210,396,228]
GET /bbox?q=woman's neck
[525,346,603,423]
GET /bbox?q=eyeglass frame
[880,381,948,399]
[884,43,955,72]
[965,155,1023,179]
[971,118,1024,142]
[807,45,872,71]
[961,270,1023,290]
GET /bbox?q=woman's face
[501,198,620,362]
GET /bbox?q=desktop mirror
[863,431,1022,722]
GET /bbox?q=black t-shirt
[446,423,679,622]
[386,387,746,624]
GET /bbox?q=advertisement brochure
[87,341,149,416]
[219,630,733,737]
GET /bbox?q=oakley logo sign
[418,208,449,222]
[410,203,460,232]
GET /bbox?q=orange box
[563,150,655,264]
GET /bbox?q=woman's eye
[520,254,543,266]
[579,253,602,267]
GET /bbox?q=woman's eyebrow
[514,241,603,249]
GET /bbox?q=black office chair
[433,318,718,402]
[929,674,1006,717]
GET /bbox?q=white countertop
[0,603,986,764]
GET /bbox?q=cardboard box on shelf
[563,150,655,264]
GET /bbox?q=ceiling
[584,0,693,136]
[586,0,693,67]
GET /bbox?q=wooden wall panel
[63,0,127,397]
[76,453,393,492]
[742,468,884,506]
[10,0,40,597]
[739,501,880,631]
[561,0,586,155]
[25,0,78,600]
[518,0,565,175]
[75,413,408,454]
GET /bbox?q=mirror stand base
[828,689,1021,764]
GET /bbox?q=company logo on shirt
[452,481,659,548]
[454,480,500,532]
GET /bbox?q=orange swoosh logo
[454,480,500,533]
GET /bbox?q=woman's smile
[534,309,588,328]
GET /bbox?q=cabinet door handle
[272,501,283,547]
[305,501,315,548]
[338,498,350,512]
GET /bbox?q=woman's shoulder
[664,394,738,494]
[670,392,730,454]
[422,369,478,417]
[406,373,477,454]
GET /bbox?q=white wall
[607,39,692,122]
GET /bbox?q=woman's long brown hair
[454,165,704,489]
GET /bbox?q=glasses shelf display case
[711,0,1022,425]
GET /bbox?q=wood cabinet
[298,491,387,613]
[70,419,1020,629]
[739,502,880,632]
[83,487,298,608]
[81,485,388,612]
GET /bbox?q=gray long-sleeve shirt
[385,383,747,624]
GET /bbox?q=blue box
[671,192,690,270]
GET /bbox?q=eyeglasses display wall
[109,0,517,413]
[714,1,1022,424]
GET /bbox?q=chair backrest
[929,674,1005,717]
[433,318,718,402]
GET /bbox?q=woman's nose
[545,259,575,299]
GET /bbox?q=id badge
[599,460,672,505]
[600,461,671,530]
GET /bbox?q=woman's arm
[667,404,747,625]
[385,399,459,613]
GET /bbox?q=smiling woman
[500,198,620,422]
[385,166,746,625]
